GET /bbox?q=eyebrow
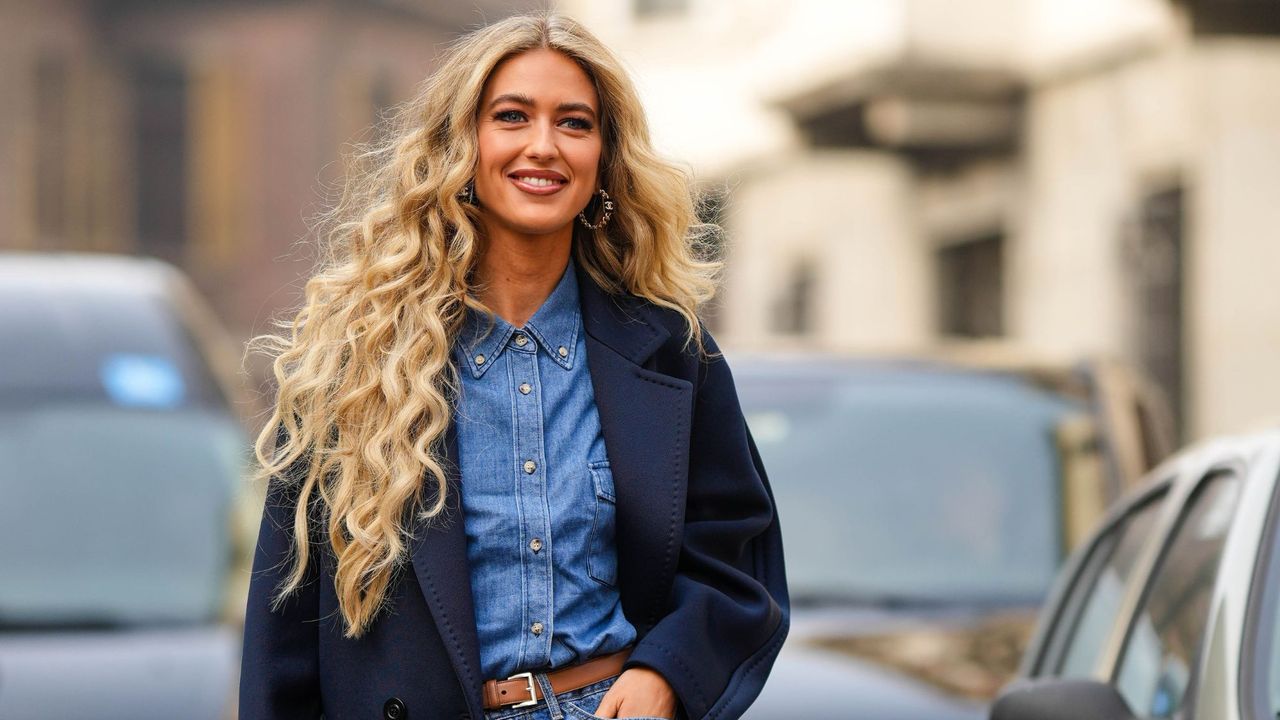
[486,92,598,120]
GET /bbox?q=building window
[936,235,1005,338]
[1179,0,1280,36]
[369,68,397,143]
[771,258,816,335]
[635,0,688,18]
[1132,187,1185,440]
[35,55,68,244]
[133,57,189,263]
[370,70,395,121]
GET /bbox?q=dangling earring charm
[578,188,614,230]
[457,181,476,205]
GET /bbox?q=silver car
[991,425,1280,720]
[0,253,252,719]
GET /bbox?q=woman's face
[475,48,603,241]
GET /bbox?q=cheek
[476,132,514,175]
[571,143,603,190]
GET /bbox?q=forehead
[481,48,599,108]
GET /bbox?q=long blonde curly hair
[249,12,721,638]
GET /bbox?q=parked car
[0,252,253,719]
[731,353,1172,719]
[990,425,1280,720]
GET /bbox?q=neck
[475,223,573,328]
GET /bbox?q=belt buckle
[507,671,539,709]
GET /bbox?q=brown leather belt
[481,647,633,710]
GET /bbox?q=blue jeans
[482,672,669,720]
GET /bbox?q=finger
[594,691,619,719]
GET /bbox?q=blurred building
[0,0,532,404]
[562,0,1280,441]
[5,0,1278,440]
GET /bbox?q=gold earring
[457,181,475,205]
[577,188,614,230]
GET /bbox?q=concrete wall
[1013,35,1280,438]
[1014,44,1192,361]
[0,0,124,253]
[720,151,927,352]
[1186,41,1280,436]
[101,2,457,340]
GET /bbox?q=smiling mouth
[509,174,568,195]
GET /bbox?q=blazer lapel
[409,420,485,719]
[576,265,695,632]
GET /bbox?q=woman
[240,13,787,720]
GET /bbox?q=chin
[498,211,578,237]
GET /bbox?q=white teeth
[515,176,560,187]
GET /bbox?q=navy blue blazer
[239,263,790,720]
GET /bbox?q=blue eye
[562,117,594,131]
[494,109,526,122]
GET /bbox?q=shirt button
[514,334,529,347]
[519,383,532,395]
[530,622,544,636]
[529,537,542,553]
[474,354,486,365]
[523,459,537,474]
[557,346,568,358]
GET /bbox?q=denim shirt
[452,258,637,681]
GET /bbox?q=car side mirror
[990,678,1136,720]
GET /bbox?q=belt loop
[534,672,563,720]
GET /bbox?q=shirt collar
[458,258,581,379]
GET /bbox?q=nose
[524,119,558,161]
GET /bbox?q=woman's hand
[592,667,678,719]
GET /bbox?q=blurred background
[3,0,1279,440]
[1,0,1278,718]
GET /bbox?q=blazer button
[383,697,407,720]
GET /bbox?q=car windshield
[0,282,226,410]
[736,361,1079,607]
[0,282,245,627]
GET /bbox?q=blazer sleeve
[623,330,790,720]
[238,428,323,719]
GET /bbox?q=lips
[508,169,568,195]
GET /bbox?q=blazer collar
[574,260,671,368]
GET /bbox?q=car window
[737,366,1079,605]
[1050,494,1166,678]
[1115,471,1242,718]
[0,286,228,410]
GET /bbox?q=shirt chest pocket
[587,460,618,587]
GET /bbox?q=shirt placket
[510,330,553,670]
